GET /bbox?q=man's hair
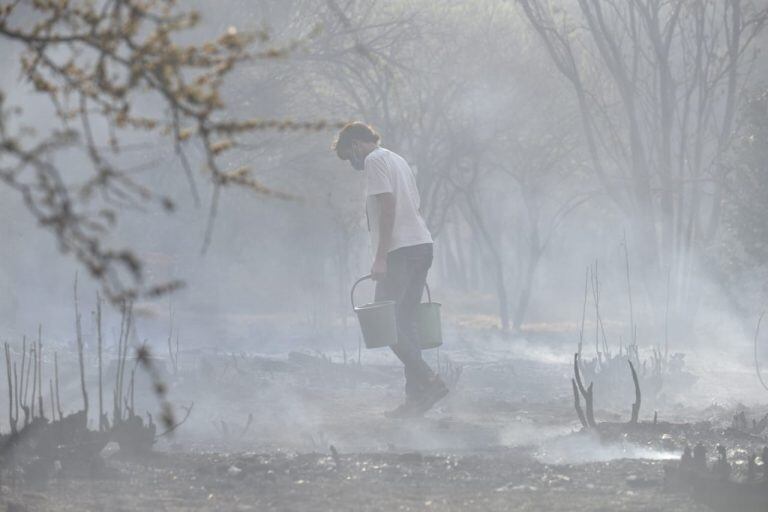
[332,122,380,159]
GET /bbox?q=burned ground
[1,326,767,511]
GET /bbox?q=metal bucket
[351,275,397,349]
[417,282,443,349]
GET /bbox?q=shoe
[413,376,449,414]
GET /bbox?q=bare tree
[293,0,472,236]
[500,141,595,330]
[294,1,598,331]
[518,0,768,324]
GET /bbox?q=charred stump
[573,353,596,428]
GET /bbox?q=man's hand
[371,257,387,281]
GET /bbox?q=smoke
[0,0,767,466]
[535,432,680,465]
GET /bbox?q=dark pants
[374,243,435,398]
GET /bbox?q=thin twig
[49,379,55,422]
[628,360,641,424]
[579,267,588,356]
[13,362,19,427]
[54,352,62,420]
[20,337,29,426]
[754,311,768,392]
[114,302,126,424]
[30,345,37,420]
[155,402,194,438]
[240,412,254,438]
[97,292,104,430]
[590,261,610,357]
[664,267,671,368]
[128,365,136,417]
[21,339,31,426]
[622,231,635,345]
[5,343,16,433]
[74,273,89,416]
[37,328,43,418]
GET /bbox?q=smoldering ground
[2,1,768,511]
[3,306,768,511]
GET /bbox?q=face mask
[350,145,365,171]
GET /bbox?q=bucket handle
[351,274,434,309]
[351,274,372,310]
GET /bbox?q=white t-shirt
[364,147,433,253]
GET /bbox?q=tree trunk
[512,247,541,331]
[493,251,511,332]
[462,194,510,332]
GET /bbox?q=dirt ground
[2,327,768,511]
[1,449,718,511]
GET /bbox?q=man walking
[333,122,448,417]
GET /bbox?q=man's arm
[371,192,395,279]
